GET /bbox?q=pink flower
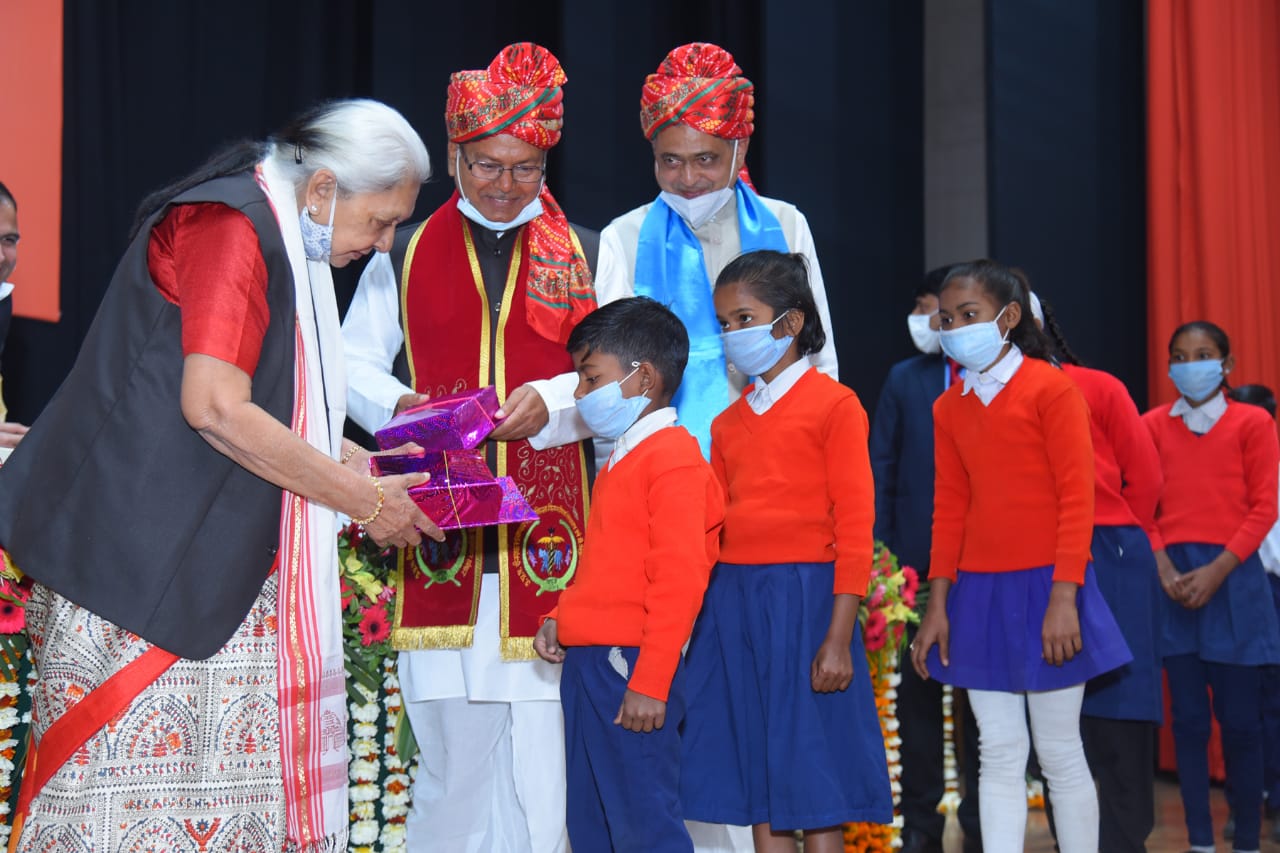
[866,583,887,609]
[893,622,905,644]
[901,566,919,598]
[358,605,391,646]
[0,577,29,635]
[378,585,395,603]
[863,609,887,652]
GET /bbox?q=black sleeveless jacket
[0,173,297,659]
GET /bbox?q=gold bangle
[351,476,384,526]
[341,444,361,464]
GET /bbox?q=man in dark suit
[870,266,982,853]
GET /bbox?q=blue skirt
[1081,526,1163,722]
[680,562,893,830]
[1160,542,1280,665]
[925,563,1132,692]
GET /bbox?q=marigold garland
[844,543,919,853]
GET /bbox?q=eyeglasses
[460,150,546,184]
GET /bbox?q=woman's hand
[340,441,424,476]
[1042,582,1082,665]
[359,473,445,549]
[811,637,854,693]
[1154,549,1183,603]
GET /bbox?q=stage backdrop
[1146,0,1280,408]
[4,0,925,425]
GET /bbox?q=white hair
[269,98,431,195]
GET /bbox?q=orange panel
[0,1,63,322]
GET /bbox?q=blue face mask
[455,149,545,233]
[575,364,650,439]
[1169,359,1224,402]
[299,194,337,262]
[939,305,1009,372]
[720,311,794,377]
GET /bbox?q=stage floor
[940,775,1280,852]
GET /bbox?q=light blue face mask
[720,311,794,377]
[1169,359,1224,402]
[939,305,1009,372]
[455,149,545,233]
[299,194,337,262]
[575,363,650,439]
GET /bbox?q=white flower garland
[346,656,415,853]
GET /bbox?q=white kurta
[527,194,840,466]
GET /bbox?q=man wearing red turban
[342,43,596,853]
[542,43,838,474]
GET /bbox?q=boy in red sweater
[534,296,725,853]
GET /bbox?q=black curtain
[6,0,925,422]
[985,0,1147,405]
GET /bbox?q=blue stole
[633,180,789,458]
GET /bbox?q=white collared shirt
[1169,390,1228,434]
[609,406,678,470]
[961,345,1024,406]
[746,359,811,415]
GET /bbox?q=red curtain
[1147,0,1280,407]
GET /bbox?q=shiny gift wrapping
[371,450,538,531]
[374,386,501,451]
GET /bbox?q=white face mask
[907,313,941,355]
[455,149,545,233]
[658,139,738,229]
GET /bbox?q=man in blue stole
[525,41,839,853]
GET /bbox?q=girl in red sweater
[909,261,1130,853]
[1144,321,1280,853]
[680,250,892,853]
[1040,298,1165,852]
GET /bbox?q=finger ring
[908,643,915,650]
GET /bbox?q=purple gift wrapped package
[374,386,501,452]
[370,449,537,531]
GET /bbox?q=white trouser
[968,685,1098,853]
[404,696,567,853]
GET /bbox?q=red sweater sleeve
[1100,377,1165,549]
[629,463,723,701]
[825,394,875,595]
[1042,383,1095,584]
[1227,412,1280,561]
[147,203,270,374]
[929,397,968,583]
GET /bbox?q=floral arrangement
[338,524,419,853]
[844,543,919,853]
[0,551,33,848]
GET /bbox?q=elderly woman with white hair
[0,98,439,853]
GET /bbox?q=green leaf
[393,704,419,761]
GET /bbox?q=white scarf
[258,158,348,852]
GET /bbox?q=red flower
[866,583,887,609]
[863,609,887,652]
[0,578,28,635]
[358,605,391,646]
[340,578,356,610]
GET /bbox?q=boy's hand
[614,689,666,733]
[533,619,565,663]
[810,637,854,693]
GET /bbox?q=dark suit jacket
[869,353,949,577]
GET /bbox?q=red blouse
[146,203,270,374]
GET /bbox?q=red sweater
[711,368,875,595]
[1142,399,1279,560]
[554,426,724,701]
[930,357,1095,584]
[1062,364,1164,543]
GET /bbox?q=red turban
[639,43,755,141]
[446,43,567,150]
